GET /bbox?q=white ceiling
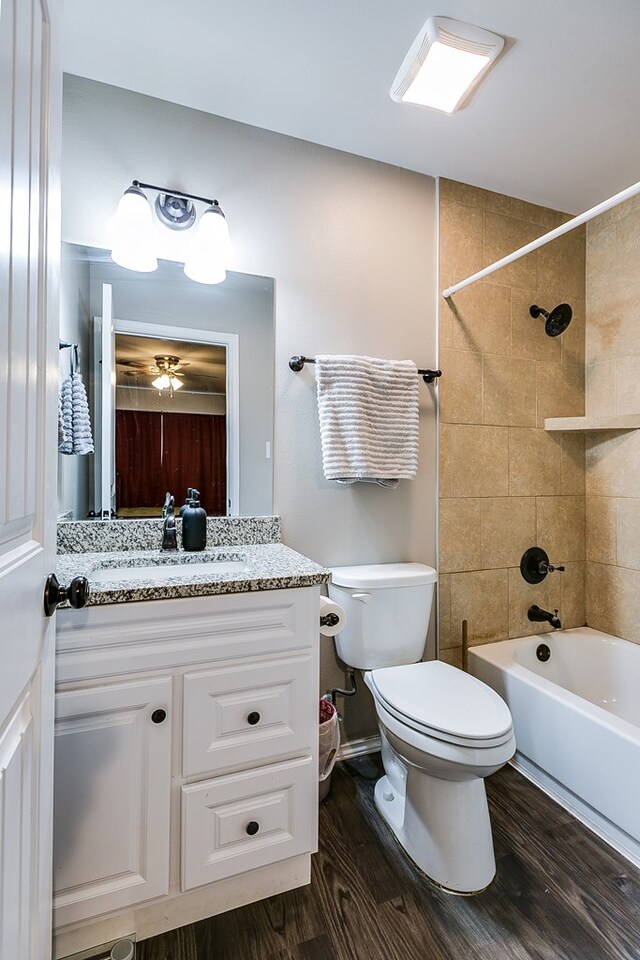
[63,0,640,213]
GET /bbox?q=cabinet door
[52,677,172,929]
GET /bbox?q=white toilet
[328,562,515,894]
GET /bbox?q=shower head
[529,303,573,338]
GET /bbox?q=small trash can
[110,941,135,960]
[319,697,340,801]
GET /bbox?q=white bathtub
[469,626,640,867]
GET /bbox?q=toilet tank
[328,563,438,670]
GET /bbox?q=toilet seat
[368,660,513,749]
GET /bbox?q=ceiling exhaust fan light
[110,186,158,272]
[403,42,490,113]
[183,203,230,285]
[390,17,504,114]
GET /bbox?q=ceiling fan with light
[116,353,191,397]
[150,355,186,396]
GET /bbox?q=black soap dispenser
[182,489,206,551]
[179,488,194,516]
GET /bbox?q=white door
[0,1,61,958]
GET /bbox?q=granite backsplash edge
[57,516,281,553]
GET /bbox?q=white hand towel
[58,373,94,455]
[316,354,419,488]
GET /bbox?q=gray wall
[62,75,438,743]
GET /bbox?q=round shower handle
[520,547,565,584]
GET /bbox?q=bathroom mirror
[58,243,274,520]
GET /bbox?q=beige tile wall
[585,196,640,643]
[438,179,586,668]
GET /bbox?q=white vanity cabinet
[53,585,320,957]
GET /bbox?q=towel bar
[289,355,442,384]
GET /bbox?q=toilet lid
[330,562,437,589]
[369,661,512,743]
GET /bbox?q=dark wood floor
[138,757,640,960]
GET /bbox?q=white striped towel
[315,354,419,488]
[59,373,94,456]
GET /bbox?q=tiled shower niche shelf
[545,415,640,432]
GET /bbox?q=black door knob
[245,821,260,836]
[247,711,261,726]
[44,573,90,617]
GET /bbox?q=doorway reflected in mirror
[115,334,227,517]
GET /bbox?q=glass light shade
[170,376,183,391]
[183,204,230,285]
[110,186,158,272]
[152,373,171,390]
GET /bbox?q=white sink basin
[90,561,249,584]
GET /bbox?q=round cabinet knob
[151,709,167,724]
[247,711,261,726]
[245,821,260,836]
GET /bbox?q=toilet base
[373,769,496,894]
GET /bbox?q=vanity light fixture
[390,17,504,114]
[110,180,230,284]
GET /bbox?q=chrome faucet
[528,605,561,630]
[161,492,178,551]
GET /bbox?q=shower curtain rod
[442,177,640,299]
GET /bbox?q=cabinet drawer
[181,756,315,890]
[183,655,313,777]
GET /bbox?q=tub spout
[528,605,561,630]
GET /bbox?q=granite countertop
[57,543,331,606]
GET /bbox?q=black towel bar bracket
[288,355,442,384]
[59,340,81,375]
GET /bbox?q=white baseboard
[338,734,381,760]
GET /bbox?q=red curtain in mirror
[116,411,227,515]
